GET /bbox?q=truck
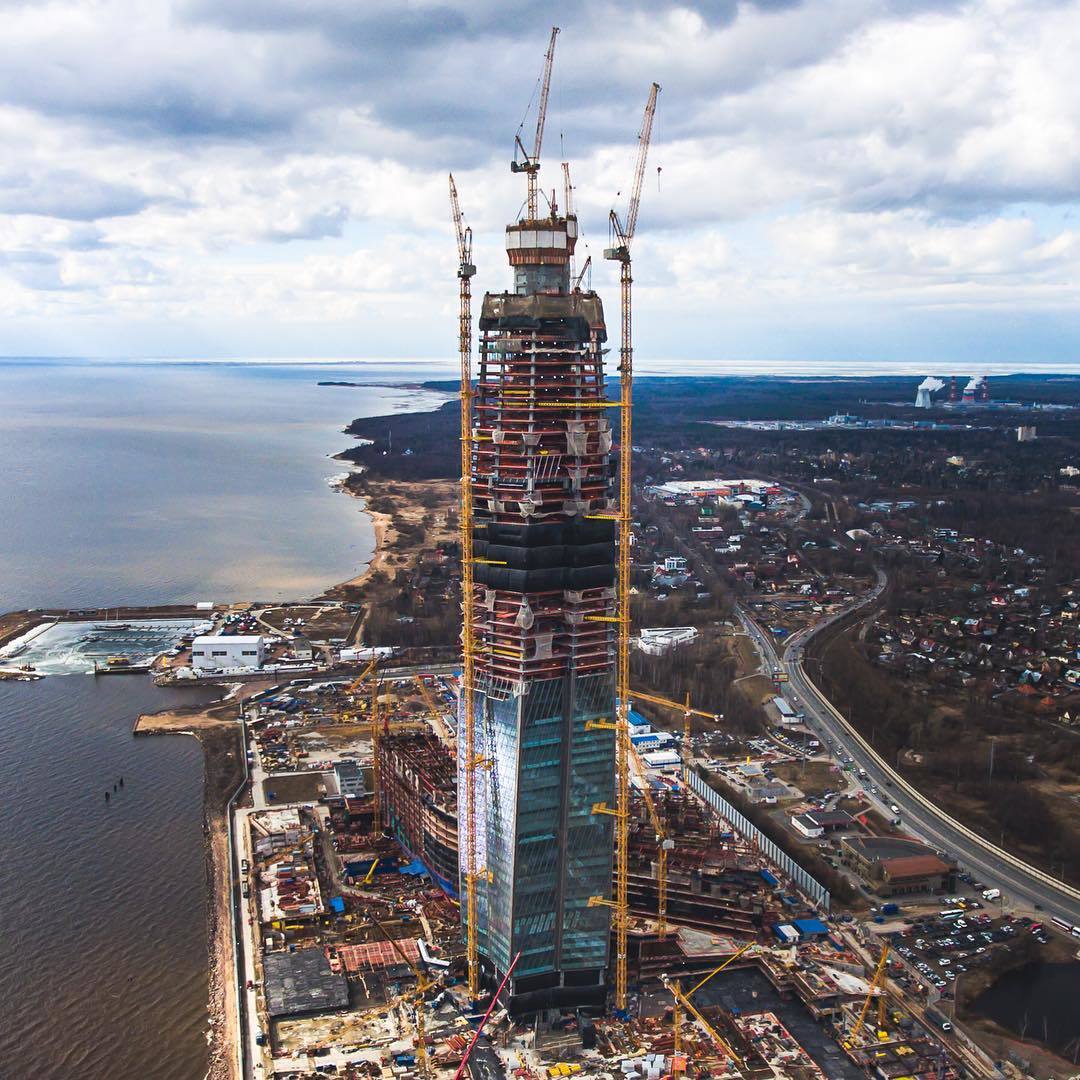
[925,1006,953,1033]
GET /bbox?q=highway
[737,584,1080,931]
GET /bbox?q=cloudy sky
[4,0,1080,366]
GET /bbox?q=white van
[981,888,1000,901]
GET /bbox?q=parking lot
[888,902,1050,994]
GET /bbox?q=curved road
[738,580,1080,930]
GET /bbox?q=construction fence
[684,767,831,913]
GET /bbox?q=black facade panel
[473,564,615,591]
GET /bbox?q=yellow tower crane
[413,674,454,743]
[629,747,672,937]
[591,734,672,937]
[345,656,377,697]
[511,26,559,221]
[255,832,315,870]
[366,913,439,1077]
[449,172,482,999]
[334,657,378,726]
[662,941,753,1070]
[587,734,671,937]
[630,689,719,764]
[603,81,661,1013]
[847,943,890,1047]
[370,657,381,831]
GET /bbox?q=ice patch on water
[9,618,208,676]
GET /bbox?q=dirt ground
[0,610,44,650]
[960,999,1080,1079]
[138,703,245,1080]
[258,604,357,641]
[729,631,761,676]
[263,771,328,804]
[772,759,840,797]
[739,673,777,707]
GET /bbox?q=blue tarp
[793,918,829,937]
[399,858,429,878]
[329,896,345,914]
[759,868,779,886]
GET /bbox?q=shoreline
[136,701,248,1080]
[323,467,398,594]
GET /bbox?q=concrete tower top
[505,214,578,296]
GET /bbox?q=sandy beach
[322,474,458,641]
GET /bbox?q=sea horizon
[5,355,1080,378]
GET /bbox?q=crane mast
[448,173,481,999]
[512,26,559,220]
[604,81,660,1013]
[370,659,381,831]
[629,746,670,937]
[849,944,891,1045]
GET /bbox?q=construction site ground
[224,641,989,1080]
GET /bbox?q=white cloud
[2,0,1080,361]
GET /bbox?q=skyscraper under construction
[463,206,618,1012]
[457,42,618,1011]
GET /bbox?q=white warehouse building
[191,634,265,672]
[636,626,699,656]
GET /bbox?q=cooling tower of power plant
[458,147,617,1010]
[914,377,945,408]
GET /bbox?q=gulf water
[0,360,447,1078]
[0,359,449,611]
